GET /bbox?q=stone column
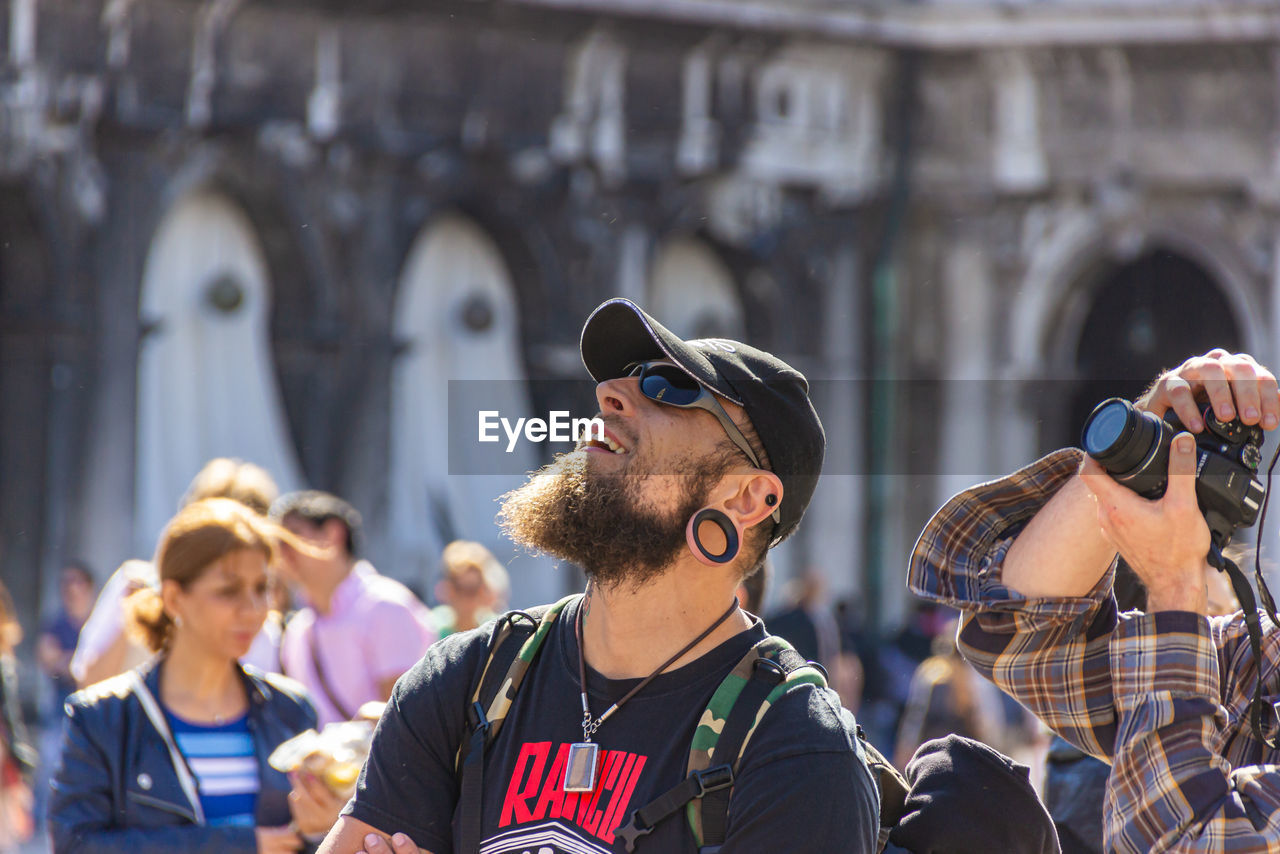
[803,246,864,605]
[936,242,995,508]
[986,49,1047,194]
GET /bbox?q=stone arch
[388,213,554,604]
[135,189,303,555]
[1012,214,1260,454]
[1063,249,1244,448]
[647,236,745,339]
[1015,215,1261,373]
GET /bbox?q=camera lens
[1082,398,1172,497]
[1083,397,1266,544]
[1083,399,1133,458]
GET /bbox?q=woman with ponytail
[49,498,336,854]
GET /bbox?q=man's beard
[497,447,733,591]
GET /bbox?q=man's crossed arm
[317,817,431,854]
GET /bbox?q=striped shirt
[908,447,1280,853]
[166,710,260,827]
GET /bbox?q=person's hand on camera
[1081,433,1211,613]
[1082,349,1280,612]
[1136,349,1280,433]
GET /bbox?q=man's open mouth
[583,428,628,454]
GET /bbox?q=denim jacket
[50,657,317,854]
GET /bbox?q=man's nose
[595,377,641,415]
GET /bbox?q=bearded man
[317,298,880,854]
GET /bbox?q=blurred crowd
[0,458,518,854]
[0,455,1235,854]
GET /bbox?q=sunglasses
[626,360,781,524]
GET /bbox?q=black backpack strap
[696,656,787,848]
[615,635,824,852]
[696,638,824,850]
[457,698,494,854]
[456,610,536,854]
[614,765,737,853]
[457,596,577,854]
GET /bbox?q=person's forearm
[316,816,434,854]
[1002,475,1116,599]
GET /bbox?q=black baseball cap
[579,297,825,545]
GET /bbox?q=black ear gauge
[765,495,778,506]
[687,508,741,565]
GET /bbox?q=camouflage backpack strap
[691,635,826,850]
[457,595,578,854]
[614,634,825,853]
[469,594,577,744]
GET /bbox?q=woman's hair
[126,497,302,652]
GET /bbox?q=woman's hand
[256,824,303,854]
[288,770,346,836]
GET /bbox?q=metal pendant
[564,741,600,793]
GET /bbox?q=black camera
[1081,397,1267,547]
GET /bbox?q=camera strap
[1208,442,1280,750]
[1209,545,1280,750]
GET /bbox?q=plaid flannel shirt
[907,447,1280,853]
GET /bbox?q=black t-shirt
[346,598,879,854]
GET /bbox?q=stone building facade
[3,0,1278,637]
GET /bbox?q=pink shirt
[281,561,437,726]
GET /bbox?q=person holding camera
[908,349,1280,852]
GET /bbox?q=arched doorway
[389,214,554,606]
[648,237,744,339]
[135,190,303,555]
[1059,248,1242,450]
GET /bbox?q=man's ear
[722,471,784,531]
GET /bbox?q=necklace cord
[576,597,741,737]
